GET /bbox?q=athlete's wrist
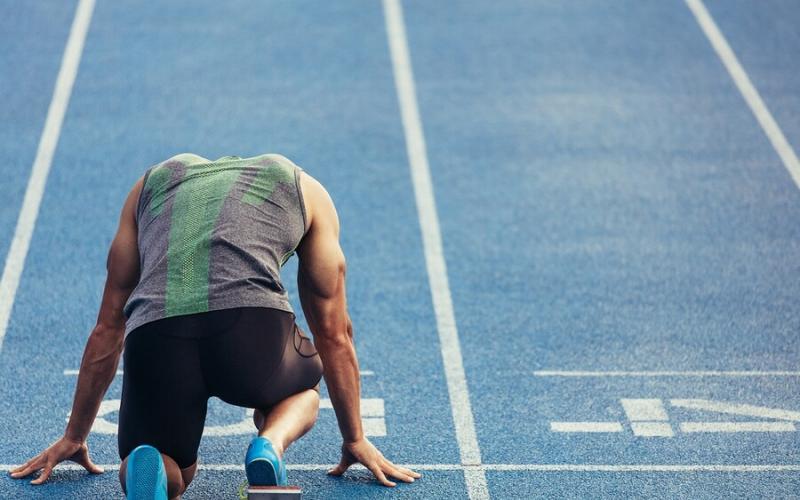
[342,430,365,445]
[63,427,87,445]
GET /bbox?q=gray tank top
[123,153,307,338]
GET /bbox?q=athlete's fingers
[326,463,346,476]
[367,463,396,487]
[10,458,32,473]
[9,457,36,475]
[30,461,54,485]
[381,461,416,483]
[396,465,421,479]
[327,455,354,476]
[71,447,104,474]
[385,467,416,483]
[384,459,422,479]
[10,457,43,478]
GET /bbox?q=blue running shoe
[126,445,168,500]
[245,437,286,486]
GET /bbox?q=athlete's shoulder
[159,152,209,167]
[299,171,332,206]
[257,152,294,164]
[141,153,205,185]
[299,172,338,231]
[247,153,301,171]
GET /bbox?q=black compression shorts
[118,307,323,469]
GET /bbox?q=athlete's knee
[253,407,267,430]
[306,386,321,407]
[179,461,198,492]
[160,453,187,498]
[118,456,128,492]
[303,387,321,422]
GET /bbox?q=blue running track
[1,0,799,498]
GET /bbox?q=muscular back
[123,153,306,337]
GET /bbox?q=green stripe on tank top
[165,164,240,316]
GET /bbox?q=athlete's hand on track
[328,437,421,487]
[9,436,104,484]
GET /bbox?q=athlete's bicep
[296,177,348,337]
[96,177,143,330]
[297,174,344,297]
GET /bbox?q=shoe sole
[246,457,280,486]
[127,446,168,500]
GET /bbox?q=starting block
[247,485,302,499]
[238,482,302,500]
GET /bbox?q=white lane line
[482,464,800,472]
[671,399,800,422]
[3,463,800,472]
[680,422,796,433]
[550,422,623,433]
[0,0,96,354]
[382,1,487,499]
[686,0,800,190]
[533,370,800,377]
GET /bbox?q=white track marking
[686,0,800,190]
[533,371,800,377]
[463,467,487,493]
[0,0,96,354]
[321,397,387,435]
[671,399,800,422]
[621,399,674,436]
[681,422,795,433]
[63,369,124,376]
[621,399,669,421]
[482,464,800,472]
[319,397,384,417]
[550,422,623,433]
[630,422,674,437]
[362,416,387,436]
[382,0,487,498]
[4,463,800,472]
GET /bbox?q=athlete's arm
[10,177,143,485]
[64,177,142,441]
[296,173,420,487]
[296,175,358,440]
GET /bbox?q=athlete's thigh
[200,307,322,408]
[118,321,208,469]
[268,322,323,402]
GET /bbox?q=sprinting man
[10,153,420,498]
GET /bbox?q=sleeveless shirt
[123,153,307,338]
